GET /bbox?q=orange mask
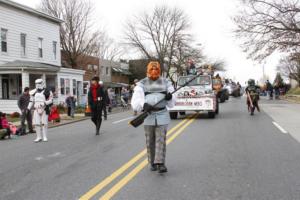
[147,61,161,80]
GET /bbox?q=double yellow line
[79,114,198,200]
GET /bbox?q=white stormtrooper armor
[28,79,53,142]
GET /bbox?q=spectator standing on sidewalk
[65,95,71,116]
[17,87,35,134]
[132,79,139,115]
[99,81,110,120]
[70,96,76,118]
[66,95,76,118]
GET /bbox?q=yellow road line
[79,114,195,200]
[99,115,198,200]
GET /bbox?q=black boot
[158,164,168,173]
[150,163,158,171]
[95,126,100,135]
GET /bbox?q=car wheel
[170,112,178,119]
[216,102,219,114]
[179,112,186,116]
[208,112,215,118]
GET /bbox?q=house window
[1,29,8,53]
[60,78,65,95]
[53,41,57,60]
[83,82,89,95]
[65,79,70,95]
[72,79,77,95]
[88,64,93,70]
[20,33,26,56]
[38,38,43,58]
[106,67,109,75]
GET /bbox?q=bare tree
[124,5,200,82]
[95,32,124,61]
[277,53,300,85]
[40,0,102,68]
[234,0,300,61]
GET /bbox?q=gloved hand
[165,92,172,101]
[143,103,154,112]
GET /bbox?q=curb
[48,117,89,129]
[49,108,130,129]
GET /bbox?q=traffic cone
[85,104,91,116]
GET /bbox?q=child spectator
[48,105,61,123]
[0,113,11,139]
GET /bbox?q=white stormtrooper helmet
[35,79,45,91]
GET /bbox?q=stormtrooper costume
[28,79,53,142]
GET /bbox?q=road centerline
[99,115,198,200]
[79,114,196,200]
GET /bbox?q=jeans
[20,110,33,133]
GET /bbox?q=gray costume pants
[144,125,167,164]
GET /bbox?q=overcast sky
[15,0,280,85]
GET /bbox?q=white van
[168,74,218,119]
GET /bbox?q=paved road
[1,97,300,200]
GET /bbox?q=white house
[0,0,85,113]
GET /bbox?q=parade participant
[131,61,175,173]
[245,79,260,115]
[28,79,53,142]
[18,87,35,134]
[266,80,273,100]
[88,76,105,135]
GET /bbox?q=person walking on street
[17,87,35,135]
[131,61,175,173]
[266,80,273,100]
[88,76,105,135]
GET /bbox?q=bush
[10,112,20,118]
[287,87,300,95]
[75,106,85,114]
[56,103,66,113]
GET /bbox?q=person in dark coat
[88,76,105,135]
[99,81,110,120]
[17,87,35,134]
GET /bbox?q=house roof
[0,0,63,23]
[0,60,60,72]
[104,82,129,88]
[111,67,132,75]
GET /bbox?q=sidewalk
[260,99,300,143]
[11,106,130,129]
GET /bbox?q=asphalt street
[1,97,300,200]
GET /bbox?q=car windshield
[213,79,222,85]
[178,75,211,86]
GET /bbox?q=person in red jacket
[0,113,11,139]
[88,76,105,135]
